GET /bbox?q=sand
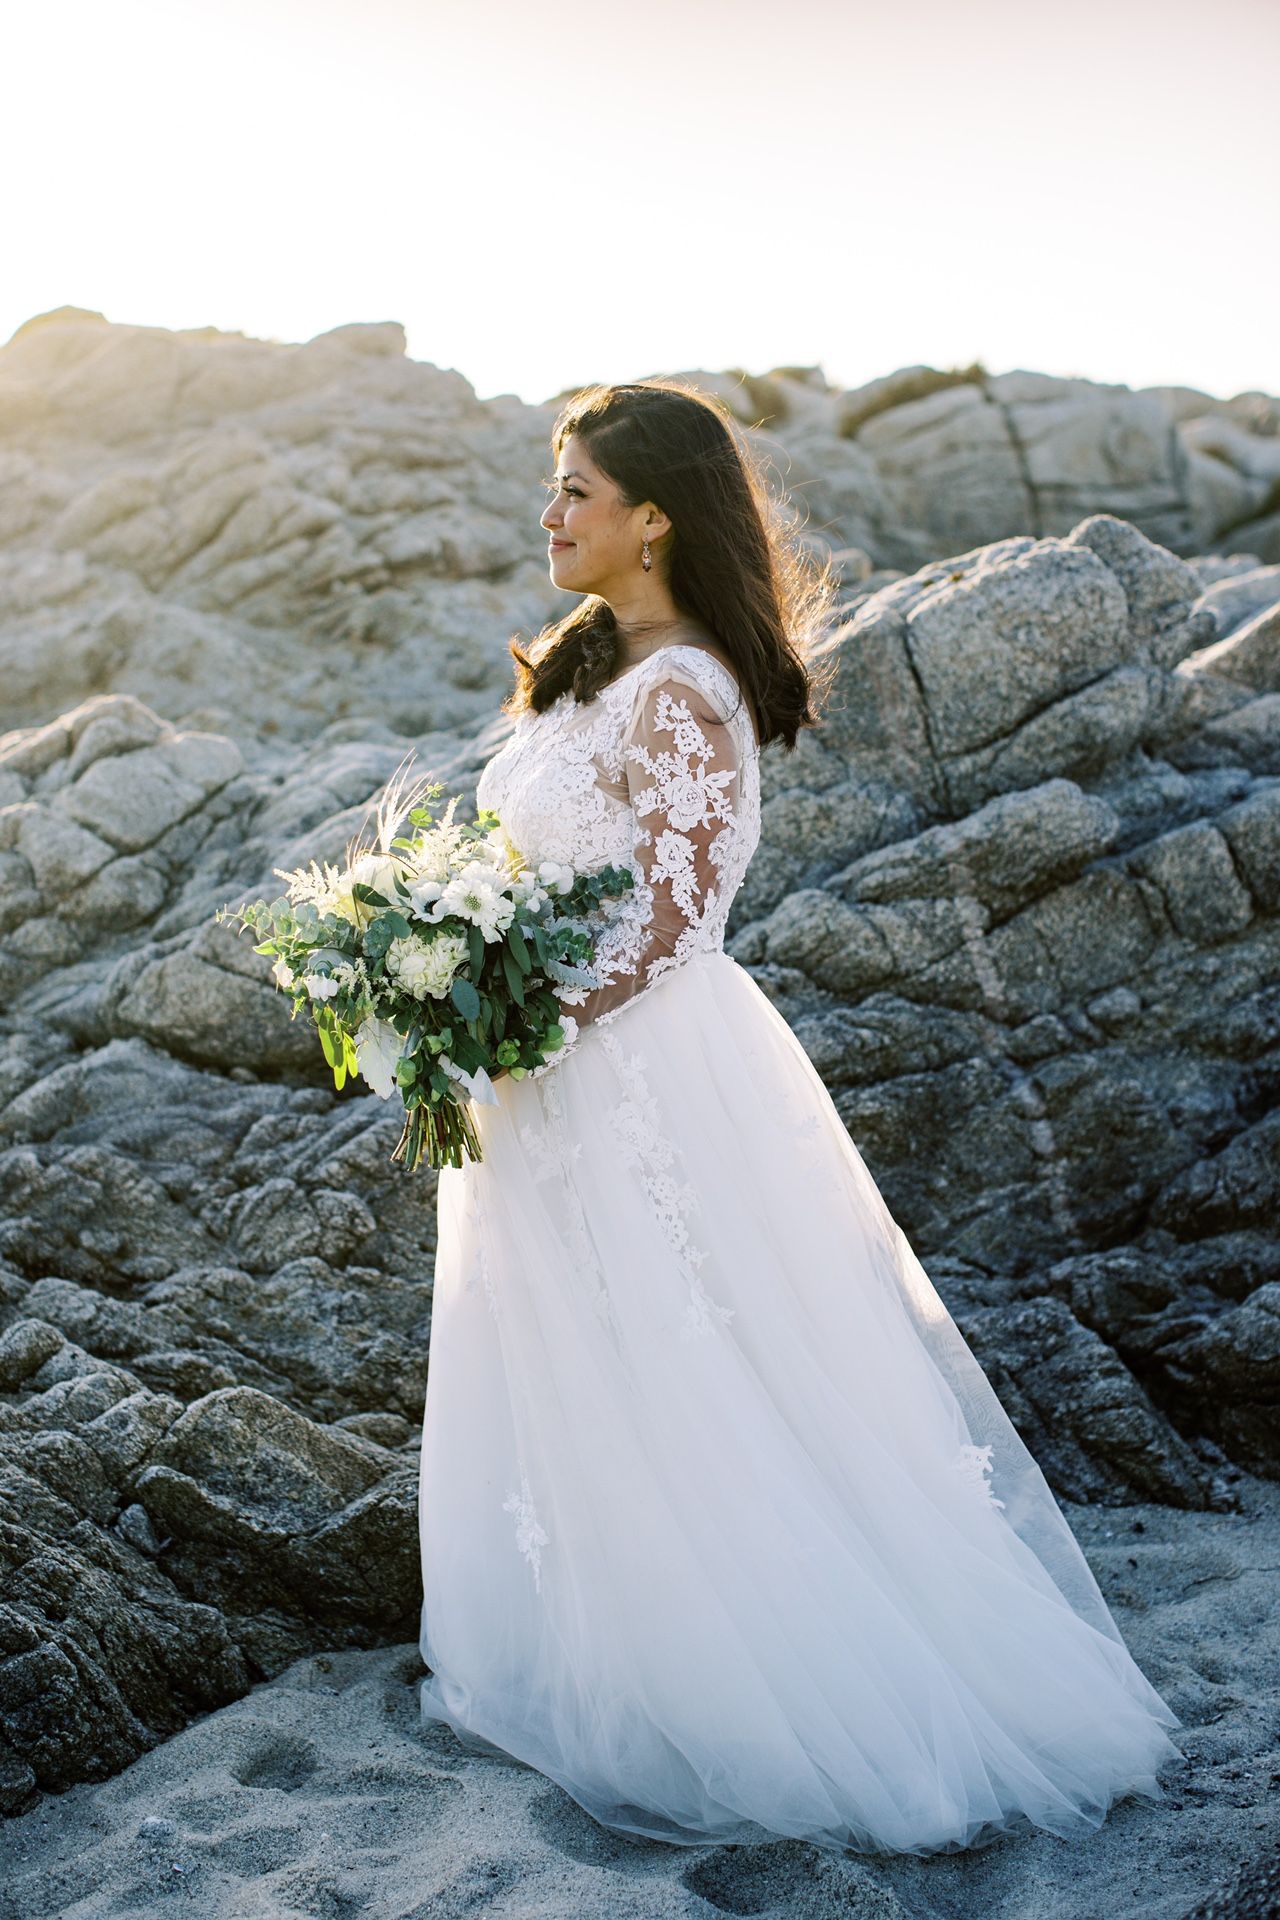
[0,1482,1276,1920]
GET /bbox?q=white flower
[485,823,525,872]
[408,835,455,885]
[537,860,575,896]
[408,800,468,884]
[406,876,445,920]
[273,857,348,921]
[509,866,552,913]
[470,834,509,872]
[385,930,468,1001]
[330,876,362,926]
[354,1016,404,1099]
[350,850,406,903]
[528,1013,579,1082]
[303,972,340,1001]
[436,862,517,942]
[271,957,295,990]
[329,958,367,993]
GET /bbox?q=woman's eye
[541,477,581,497]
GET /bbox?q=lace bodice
[476,644,762,1067]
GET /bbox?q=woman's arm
[529,668,744,1073]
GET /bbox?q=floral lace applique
[460,1205,500,1322]
[534,1071,615,1330]
[598,1025,735,1342]
[479,648,761,1067]
[476,686,636,874]
[955,1441,1007,1511]
[518,1114,576,1183]
[502,1469,550,1591]
[631,684,738,830]
[564,683,741,1025]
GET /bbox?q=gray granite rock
[0,321,1277,1828]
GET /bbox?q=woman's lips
[548,539,573,551]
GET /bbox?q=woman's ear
[642,501,673,541]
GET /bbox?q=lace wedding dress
[417,642,1183,1855]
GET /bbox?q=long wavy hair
[504,378,839,752]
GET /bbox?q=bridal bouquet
[215,766,634,1171]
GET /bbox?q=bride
[416,377,1183,1855]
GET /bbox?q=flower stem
[390,1096,485,1171]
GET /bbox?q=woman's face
[540,433,665,596]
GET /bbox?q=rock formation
[0,312,1276,1825]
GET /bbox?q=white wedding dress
[417,642,1183,1855]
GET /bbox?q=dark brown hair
[504,378,839,752]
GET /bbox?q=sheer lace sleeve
[532,667,745,1073]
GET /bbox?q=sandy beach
[1,1483,1275,1920]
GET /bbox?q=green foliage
[215,802,638,1168]
[450,976,481,1021]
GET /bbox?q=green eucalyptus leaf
[451,976,481,1022]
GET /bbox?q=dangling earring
[641,538,652,572]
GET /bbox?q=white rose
[303,973,340,1001]
[350,850,405,902]
[354,1016,404,1099]
[330,879,360,925]
[271,957,295,990]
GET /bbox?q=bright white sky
[2,0,1275,406]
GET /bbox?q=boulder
[0,316,1277,1817]
[955,1297,1212,1506]
[135,1386,419,1632]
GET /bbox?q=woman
[417,378,1183,1855]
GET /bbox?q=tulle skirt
[417,948,1183,1855]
